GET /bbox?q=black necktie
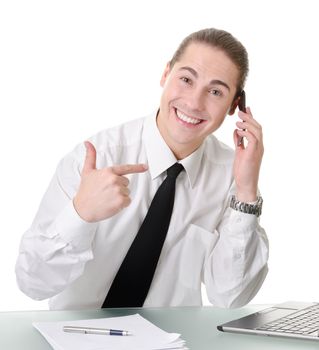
[102,163,184,308]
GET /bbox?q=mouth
[174,108,206,127]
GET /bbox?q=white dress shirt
[15,112,269,310]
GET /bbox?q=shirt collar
[143,112,205,188]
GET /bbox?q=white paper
[33,313,187,350]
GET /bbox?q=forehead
[173,42,239,90]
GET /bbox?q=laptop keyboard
[256,304,319,336]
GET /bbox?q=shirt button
[235,253,242,260]
[236,218,242,223]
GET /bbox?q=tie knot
[167,163,184,179]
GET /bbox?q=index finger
[111,163,148,176]
[238,106,253,120]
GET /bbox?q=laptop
[217,301,319,341]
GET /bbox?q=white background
[1,0,319,311]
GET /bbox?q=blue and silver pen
[63,325,133,336]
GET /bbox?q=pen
[63,325,133,336]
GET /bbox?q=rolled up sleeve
[204,206,269,308]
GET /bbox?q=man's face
[157,42,240,159]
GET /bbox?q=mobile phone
[237,90,246,146]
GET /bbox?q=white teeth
[176,110,202,125]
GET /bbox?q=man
[16,28,268,310]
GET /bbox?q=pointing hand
[73,141,148,222]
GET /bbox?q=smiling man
[158,44,239,160]
[16,28,269,310]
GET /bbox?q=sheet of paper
[33,313,187,350]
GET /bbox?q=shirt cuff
[54,200,98,251]
[228,207,258,234]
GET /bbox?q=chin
[169,133,203,153]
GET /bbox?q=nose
[185,87,206,113]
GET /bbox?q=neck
[156,112,201,160]
[170,144,197,160]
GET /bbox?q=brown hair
[169,28,249,96]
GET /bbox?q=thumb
[82,141,97,175]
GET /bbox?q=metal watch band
[230,195,263,217]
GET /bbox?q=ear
[228,96,240,115]
[160,62,171,87]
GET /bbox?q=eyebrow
[179,66,231,91]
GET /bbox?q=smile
[175,109,205,125]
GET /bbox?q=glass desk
[1,305,318,349]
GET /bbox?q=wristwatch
[230,195,263,217]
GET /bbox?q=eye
[180,77,191,84]
[209,89,222,96]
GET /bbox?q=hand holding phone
[233,91,264,203]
